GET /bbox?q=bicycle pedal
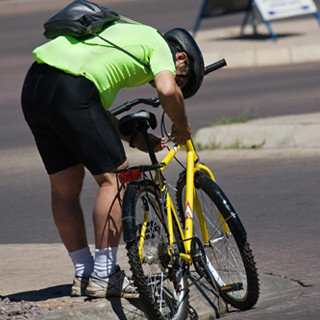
[220,282,243,293]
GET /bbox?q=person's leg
[49,163,95,296]
[91,160,128,278]
[86,159,137,298]
[92,160,128,250]
[49,163,88,253]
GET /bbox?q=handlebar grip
[204,59,227,75]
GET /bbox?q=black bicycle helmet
[164,28,204,99]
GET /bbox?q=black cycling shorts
[21,62,126,175]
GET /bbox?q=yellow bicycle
[112,59,259,320]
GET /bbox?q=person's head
[164,28,204,99]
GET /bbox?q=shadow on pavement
[5,284,71,301]
[217,32,302,41]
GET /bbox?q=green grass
[212,109,256,126]
[193,109,261,150]
[224,139,265,149]
[195,138,266,150]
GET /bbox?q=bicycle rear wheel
[176,172,259,310]
[123,180,189,320]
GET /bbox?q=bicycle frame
[116,59,229,265]
[147,139,229,265]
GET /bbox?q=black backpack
[43,0,151,70]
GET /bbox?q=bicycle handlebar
[204,59,227,75]
[110,59,227,116]
[111,97,160,116]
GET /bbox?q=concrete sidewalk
[0,244,303,320]
[195,15,320,68]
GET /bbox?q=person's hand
[133,133,167,153]
[170,122,191,145]
[151,135,168,153]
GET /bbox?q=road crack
[265,272,312,288]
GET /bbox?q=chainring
[191,237,210,279]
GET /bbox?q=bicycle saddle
[119,110,157,136]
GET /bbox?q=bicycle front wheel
[176,172,259,310]
[123,180,189,320]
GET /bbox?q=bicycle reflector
[118,169,142,184]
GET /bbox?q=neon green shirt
[33,23,175,109]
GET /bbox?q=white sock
[69,246,94,277]
[94,247,118,278]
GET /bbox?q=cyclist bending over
[21,22,204,298]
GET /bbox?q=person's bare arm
[154,71,191,145]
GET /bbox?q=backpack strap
[92,15,151,72]
[92,32,151,72]
[119,15,141,25]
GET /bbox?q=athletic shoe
[86,266,139,298]
[71,274,89,296]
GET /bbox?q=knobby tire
[176,172,259,310]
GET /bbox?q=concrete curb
[194,113,320,149]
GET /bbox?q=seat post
[138,124,158,165]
